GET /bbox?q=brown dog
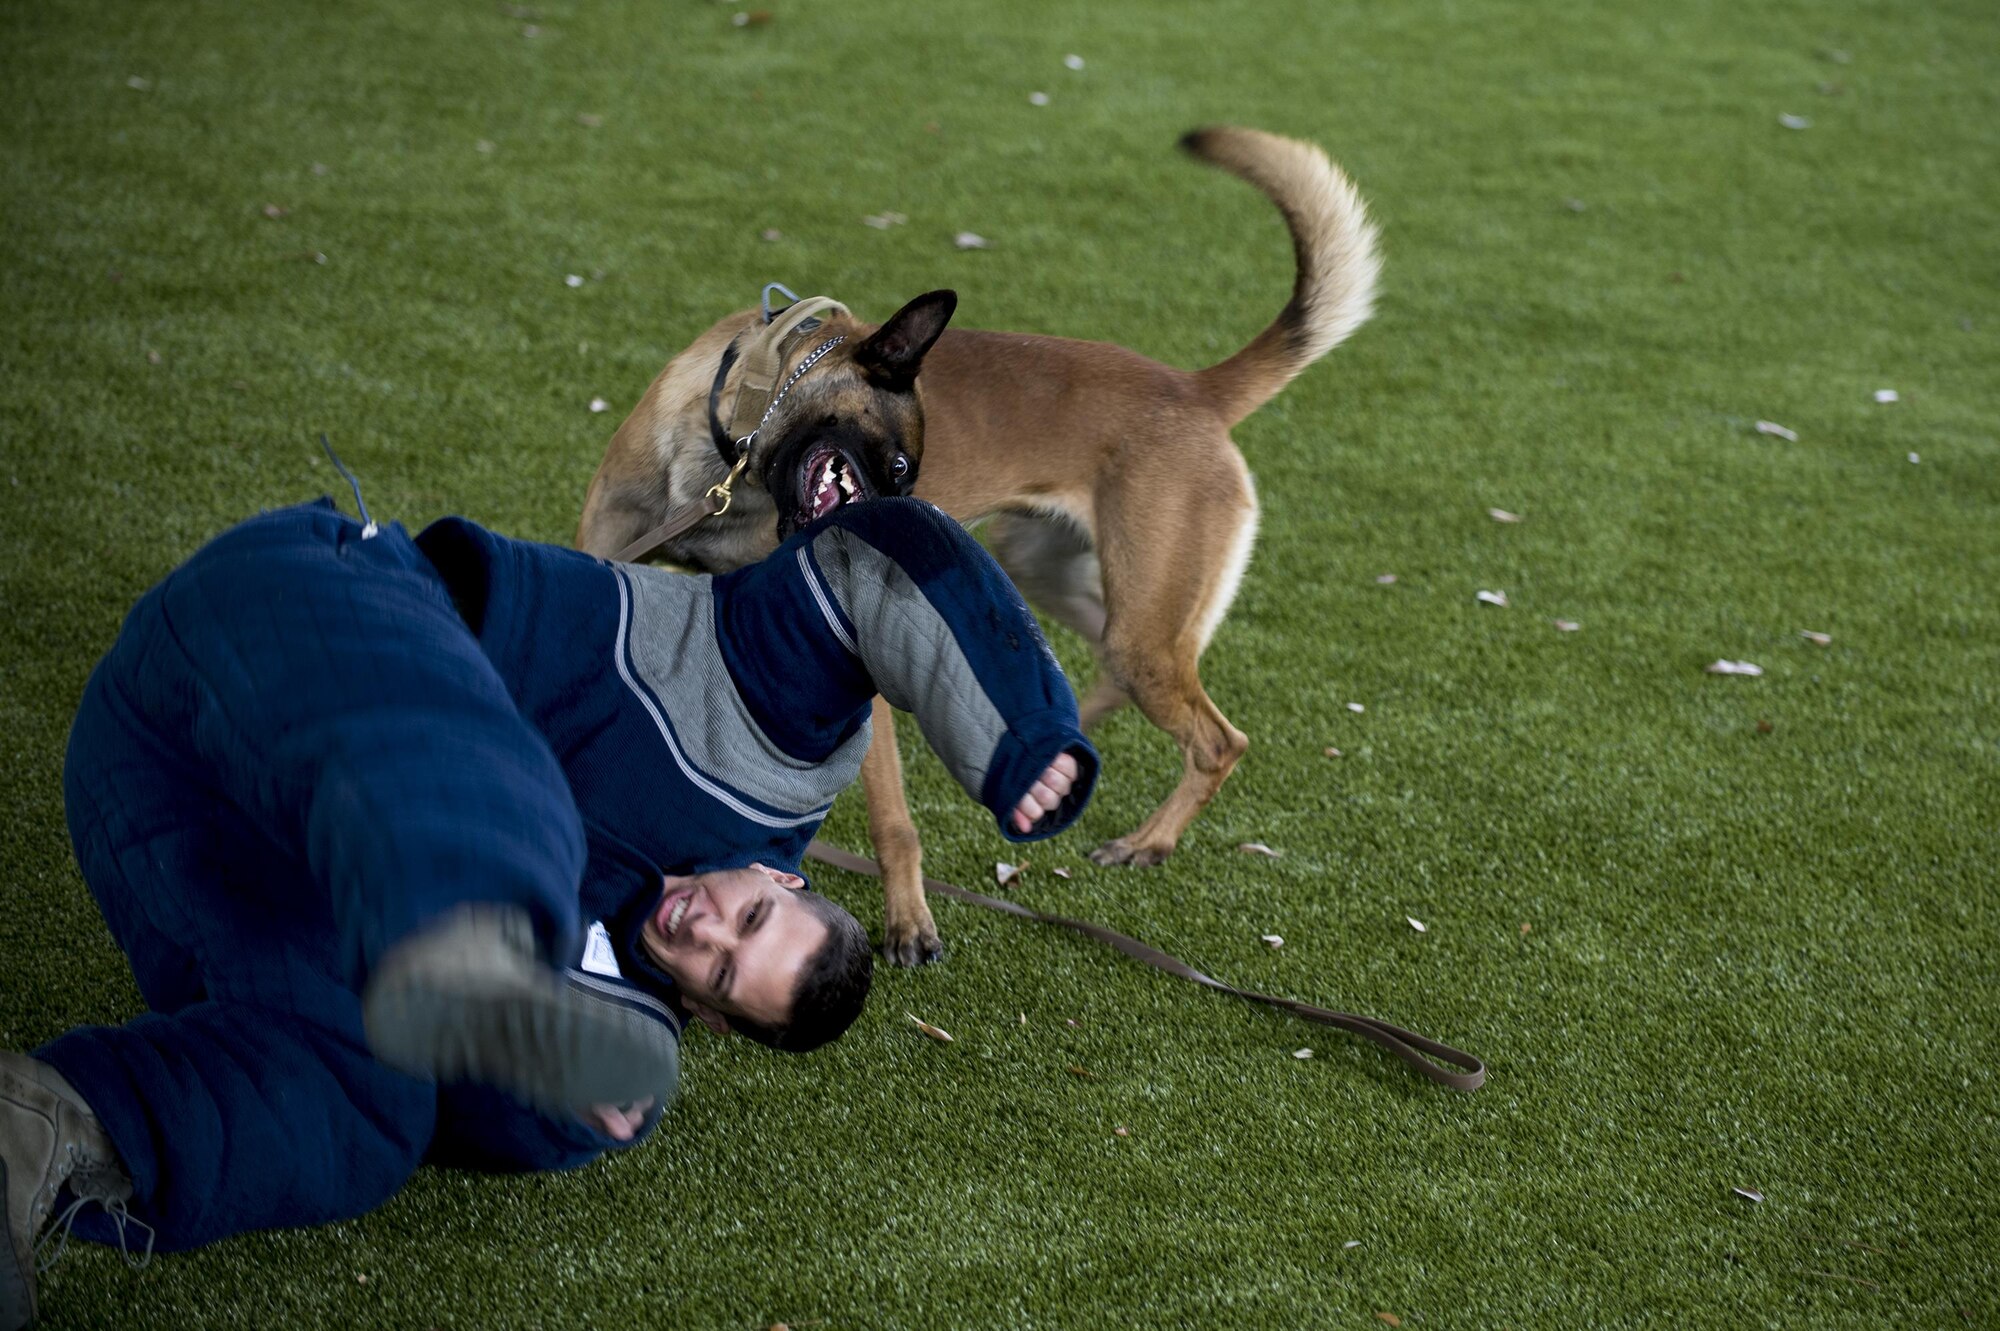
[579,126,1379,965]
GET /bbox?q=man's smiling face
[639,863,830,1035]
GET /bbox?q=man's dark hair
[732,890,873,1053]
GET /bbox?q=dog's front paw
[1088,838,1173,868]
[882,917,945,967]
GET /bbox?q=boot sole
[1,1158,31,1331]
[364,971,681,1116]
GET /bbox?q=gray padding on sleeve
[621,564,869,820]
[811,529,1008,803]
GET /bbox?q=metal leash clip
[705,452,750,516]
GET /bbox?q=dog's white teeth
[838,466,855,497]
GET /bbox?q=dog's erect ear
[853,290,957,391]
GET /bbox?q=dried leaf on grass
[1113,1124,1129,1137]
[1755,420,1798,441]
[1375,573,1397,584]
[731,10,774,26]
[862,212,908,230]
[1323,746,1343,757]
[1487,508,1522,523]
[1476,589,1509,607]
[1520,922,1531,936]
[1800,630,1831,646]
[1067,1064,1093,1079]
[905,1011,953,1043]
[1553,619,1580,632]
[262,204,289,220]
[576,112,603,127]
[1052,866,1071,879]
[1237,842,1281,859]
[995,860,1027,887]
[1375,1313,1402,1327]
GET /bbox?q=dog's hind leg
[1086,444,1257,867]
[986,511,1130,729]
[864,697,942,966]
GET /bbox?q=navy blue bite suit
[37,496,1096,1252]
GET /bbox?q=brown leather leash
[610,455,746,564]
[807,840,1487,1092]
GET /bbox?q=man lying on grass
[2,495,1094,1328]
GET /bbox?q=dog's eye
[891,453,909,478]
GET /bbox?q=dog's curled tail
[1180,126,1381,427]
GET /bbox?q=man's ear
[852,290,957,392]
[686,1000,730,1035]
[749,862,806,890]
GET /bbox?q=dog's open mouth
[797,444,873,526]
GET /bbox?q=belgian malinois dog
[578,126,1380,965]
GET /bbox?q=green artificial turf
[3,0,1996,1325]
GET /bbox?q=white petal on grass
[1476,589,1510,607]
[995,860,1027,887]
[1800,630,1831,646]
[1755,420,1798,441]
[1407,916,1428,933]
[1375,573,1398,584]
[1487,508,1522,523]
[1347,701,1365,713]
[126,76,151,91]
[1237,842,1281,859]
[1779,114,1812,129]
[953,232,991,250]
[906,1011,954,1044]
[1343,1240,1363,1250]
[1260,934,1284,948]
[1064,54,1085,70]
[1733,1186,1764,1203]
[1323,746,1342,757]
[1028,91,1050,106]
[1293,1048,1314,1059]
[565,274,584,288]
[1873,388,1898,404]
[1908,452,1920,464]
[1553,619,1580,632]
[588,397,609,413]
[1704,659,1764,676]
[476,139,496,154]
[1052,866,1071,879]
